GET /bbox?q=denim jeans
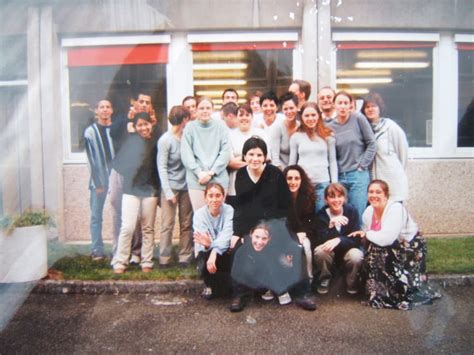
[338,169,370,222]
[314,181,330,213]
[90,188,107,255]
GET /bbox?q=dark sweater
[313,203,362,253]
[233,164,291,238]
[112,132,160,197]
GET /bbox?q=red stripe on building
[68,44,168,66]
[337,42,435,50]
[191,42,295,51]
[457,43,474,50]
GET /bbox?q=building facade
[0,0,473,241]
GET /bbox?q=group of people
[84,80,440,312]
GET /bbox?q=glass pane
[193,49,292,109]
[457,49,474,147]
[68,63,167,153]
[336,46,433,147]
[0,35,27,81]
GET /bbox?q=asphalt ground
[0,284,472,354]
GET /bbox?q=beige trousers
[112,194,158,269]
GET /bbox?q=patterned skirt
[364,233,441,310]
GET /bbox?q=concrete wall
[331,0,474,31]
[63,159,474,242]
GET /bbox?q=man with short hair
[289,80,311,110]
[221,102,239,129]
[182,96,197,120]
[222,88,239,104]
[212,88,239,120]
[84,99,115,260]
[317,86,337,122]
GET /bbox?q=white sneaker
[278,292,292,305]
[130,255,141,265]
[201,287,213,300]
[261,290,275,301]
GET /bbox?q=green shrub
[0,209,54,235]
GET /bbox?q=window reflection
[336,43,433,147]
[68,63,167,152]
[457,45,474,147]
[192,46,292,109]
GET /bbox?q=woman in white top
[289,102,338,212]
[227,104,270,206]
[253,91,284,133]
[362,93,409,202]
[350,180,440,310]
[270,92,300,170]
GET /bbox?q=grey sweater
[328,112,376,173]
[289,132,338,184]
[157,131,187,200]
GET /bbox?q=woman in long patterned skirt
[350,179,440,310]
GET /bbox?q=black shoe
[178,262,190,269]
[295,296,317,311]
[230,297,245,312]
[159,263,172,269]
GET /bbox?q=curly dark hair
[283,165,316,222]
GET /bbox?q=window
[189,33,297,109]
[0,35,27,81]
[335,41,435,147]
[457,42,474,147]
[64,40,169,155]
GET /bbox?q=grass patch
[48,240,198,281]
[426,236,474,274]
[47,236,474,281]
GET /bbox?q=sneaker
[91,253,105,261]
[113,265,125,274]
[261,290,275,301]
[346,286,358,295]
[278,292,292,305]
[142,267,152,273]
[130,255,141,265]
[178,262,190,269]
[201,287,213,300]
[317,279,330,295]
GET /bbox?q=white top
[252,112,285,133]
[362,201,418,247]
[371,118,409,202]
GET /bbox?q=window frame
[61,35,171,164]
[332,31,473,159]
[454,34,474,153]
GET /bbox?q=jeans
[338,169,370,222]
[314,181,330,213]
[159,190,193,265]
[90,188,107,255]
